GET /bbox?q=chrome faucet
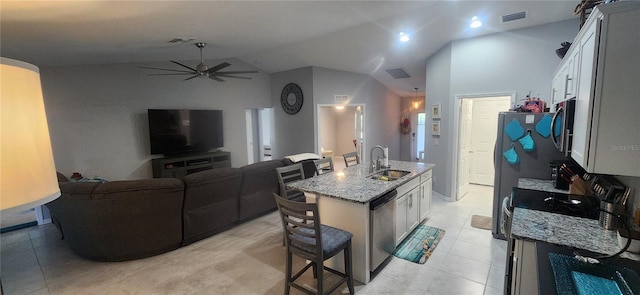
[369,145,386,173]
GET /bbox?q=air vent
[335,95,349,103]
[385,68,410,79]
[502,11,527,23]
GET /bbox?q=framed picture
[431,104,442,119]
[431,121,441,136]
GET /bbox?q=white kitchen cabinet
[551,48,579,106]
[568,2,640,177]
[419,170,432,222]
[395,177,420,245]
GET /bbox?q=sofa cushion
[238,160,284,220]
[182,167,243,245]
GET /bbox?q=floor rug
[471,215,492,230]
[393,225,445,264]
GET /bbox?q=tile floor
[0,184,506,295]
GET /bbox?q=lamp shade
[1,57,60,214]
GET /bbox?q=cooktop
[510,188,600,220]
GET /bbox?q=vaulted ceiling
[0,1,578,97]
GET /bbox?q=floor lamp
[1,57,60,216]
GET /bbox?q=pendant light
[413,87,420,109]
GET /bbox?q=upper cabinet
[557,2,640,177]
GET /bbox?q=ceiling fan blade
[147,73,195,76]
[184,75,200,81]
[209,75,225,82]
[212,74,253,80]
[170,60,198,72]
[139,66,194,74]
[206,62,231,74]
[214,70,259,74]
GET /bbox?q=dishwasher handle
[370,190,398,210]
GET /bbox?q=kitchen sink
[369,169,410,181]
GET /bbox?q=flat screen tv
[148,109,223,155]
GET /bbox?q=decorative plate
[280,83,303,115]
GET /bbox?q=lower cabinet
[419,171,432,222]
[395,179,420,246]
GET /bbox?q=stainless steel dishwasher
[369,189,397,272]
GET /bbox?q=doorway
[317,104,365,170]
[245,108,273,164]
[454,94,512,200]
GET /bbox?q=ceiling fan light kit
[140,42,258,82]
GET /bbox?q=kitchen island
[287,160,435,283]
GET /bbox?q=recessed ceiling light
[399,32,410,43]
[470,16,482,28]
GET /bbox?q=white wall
[425,19,579,198]
[335,106,357,156]
[319,107,337,152]
[41,59,271,180]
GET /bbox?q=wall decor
[431,104,441,119]
[431,121,441,136]
[280,83,304,115]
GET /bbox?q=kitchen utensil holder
[599,201,625,230]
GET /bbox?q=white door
[469,97,511,185]
[415,112,426,161]
[245,109,254,164]
[457,99,473,200]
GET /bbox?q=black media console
[151,151,231,179]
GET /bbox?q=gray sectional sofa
[47,158,310,262]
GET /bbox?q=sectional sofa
[46,158,315,262]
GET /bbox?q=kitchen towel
[503,144,519,165]
[505,119,525,141]
[519,130,536,152]
[535,114,552,137]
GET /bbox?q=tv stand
[151,151,231,179]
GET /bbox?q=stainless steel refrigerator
[491,112,569,239]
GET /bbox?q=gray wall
[270,67,315,158]
[319,107,338,153]
[424,19,579,198]
[425,43,453,196]
[41,59,271,180]
[312,67,401,161]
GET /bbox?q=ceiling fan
[140,42,258,82]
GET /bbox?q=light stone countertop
[512,207,640,260]
[287,160,435,204]
[518,178,569,194]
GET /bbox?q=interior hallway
[1,184,505,294]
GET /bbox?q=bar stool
[273,193,354,295]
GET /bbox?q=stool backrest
[273,193,323,260]
[313,157,334,176]
[276,164,305,198]
[342,152,360,167]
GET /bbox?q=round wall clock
[280,83,303,115]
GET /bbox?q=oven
[551,98,576,156]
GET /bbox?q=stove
[509,188,600,220]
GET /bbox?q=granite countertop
[287,160,435,204]
[511,207,640,260]
[518,178,569,194]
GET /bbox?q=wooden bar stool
[273,193,355,295]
